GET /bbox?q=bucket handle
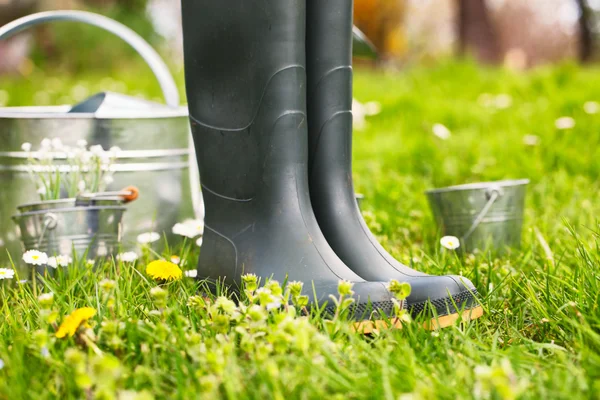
[461,186,504,242]
[0,10,179,108]
[36,213,58,248]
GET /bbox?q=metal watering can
[0,10,203,262]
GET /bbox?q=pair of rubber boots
[181,0,482,327]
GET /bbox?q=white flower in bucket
[103,175,115,185]
[0,268,15,280]
[40,138,51,150]
[89,144,104,156]
[21,139,118,201]
[196,237,203,247]
[137,232,161,245]
[116,252,139,263]
[51,138,64,151]
[23,250,49,266]
[21,142,32,152]
[440,236,461,250]
[109,146,122,159]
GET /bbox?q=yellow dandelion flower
[56,307,97,338]
[146,260,183,281]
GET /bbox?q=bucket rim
[16,197,125,210]
[0,105,189,120]
[425,179,530,195]
[12,205,127,220]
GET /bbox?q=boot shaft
[306,0,354,177]
[182,0,309,205]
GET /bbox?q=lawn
[1,61,600,399]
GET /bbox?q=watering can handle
[0,10,180,108]
[461,187,503,243]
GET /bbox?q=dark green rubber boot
[181,0,397,322]
[305,0,482,325]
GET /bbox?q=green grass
[2,60,600,399]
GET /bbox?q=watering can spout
[69,92,172,115]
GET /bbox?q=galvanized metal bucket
[12,197,126,259]
[426,179,530,252]
[0,11,203,262]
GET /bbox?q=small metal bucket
[426,179,529,252]
[12,198,126,260]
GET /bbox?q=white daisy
[109,146,122,158]
[47,258,58,269]
[173,219,205,238]
[38,292,54,303]
[22,250,49,266]
[184,269,198,278]
[89,144,105,156]
[21,142,32,152]
[172,223,194,238]
[440,236,460,250]
[116,252,139,263]
[555,117,575,130]
[103,175,115,185]
[51,138,64,151]
[266,300,282,311]
[137,232,161,245]
[170,255,181,265]
[47,255,72,268]
[40,138,52,149]
[494,94,512,109]
[196,237,203,247]
[523,135,540,146]
[0,268,15,280]
[432,123,451,140]
[584,101,599,114]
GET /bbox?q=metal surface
[0,108,196,261]
[0,11,201,263]
[426,180,529,252]
[0,10,179,107]
[352,26,378,59]
[12,199,125,275]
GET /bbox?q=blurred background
[1,0,600,80]
[3,0,600,258]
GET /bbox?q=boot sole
[422,305,484,330]
[353,305,484,334]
